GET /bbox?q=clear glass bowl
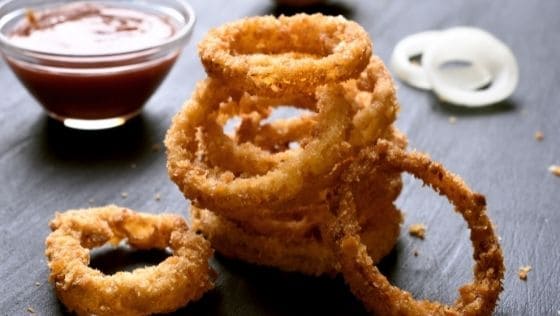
[0,0,195,130]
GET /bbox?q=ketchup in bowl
[0,1,195,130]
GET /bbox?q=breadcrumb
[34,282,40,287]
[409,223,426,239]
[121,192,128,199]
[534,131,544,141]
[518,265,532,280]
[27,307,35,314]
[413,250,419,257]
[26,10,38,28]
[448,116,457,124]
[131,163,137,169]
[154,193,161,201]
[549,165,560,177]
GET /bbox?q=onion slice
[422,27,519,107]
[391,27,518,106]
[391,31,492,91]
[390,31,440,90]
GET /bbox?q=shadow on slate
[89,245,172,275]
[429,94,519,117]
[264,1,353,18]
[376,241,402,281]
[36,115,157,165]
[174,254,369,316]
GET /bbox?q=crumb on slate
[121,192,128,199]
[409,223,426,239]
[518,265,532,280]
[154,193,161,201]
[152,143,162,152]
[34,282,40,287]
[549,165,560,177]
[534,131,544,141]
[27,307,35,314]
[131,163,137,169]
[448,116,457,124]
[413,250,419,257]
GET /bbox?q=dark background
[1,0,558,315]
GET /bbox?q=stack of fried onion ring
[167,14,403,276]
[45,206,215,316]
[166,13,505,314]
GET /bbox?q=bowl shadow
[34,114,160,166]
[264,1,353,18]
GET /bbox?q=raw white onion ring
[422,27,519,107]
[390,31,491,91]
[390,31,440,90]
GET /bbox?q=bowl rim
[0,0,196,60]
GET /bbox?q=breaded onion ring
[191,128,407,276]
[201,94,318,176]
[343,57,400,147]
[210,126,407,239]
[206,56,400,176]
[166,57,399,225]
[199,14,372,97]
[192,203,402,276]
[45,206,215,316]
[327,141,504,315]
[166,78,352,215]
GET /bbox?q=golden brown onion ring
[199,14,372,97]
[199,56,399,180]
[190,129,406,276]
[328,141,504,315]
[45,206,215,316]
[210,126,407,239]
[166,78,352,215]
[192,203,402,276]
[234,111,316,155]
[343,56,401,147]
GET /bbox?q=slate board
[1,0,558,315]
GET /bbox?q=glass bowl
[0,0,195,130]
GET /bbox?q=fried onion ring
[199,14,372,97]
[166,57,399,226]
[327,141,504,315]
[212,56,400,169]
[192,203,402,276]
[45,205,215,316]
[166,78,353,215]
[211,126,407,239]
[164,12,504,314]
[191,128,407,276]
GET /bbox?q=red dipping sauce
[0,1,195,129]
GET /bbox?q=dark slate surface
[1,0,558,315]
